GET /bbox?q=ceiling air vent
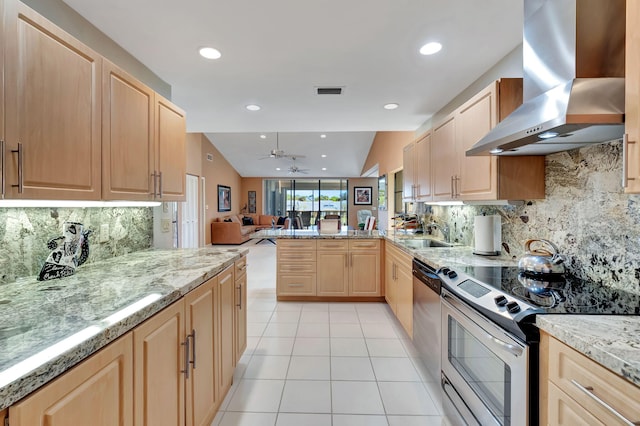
[316,87,343,95]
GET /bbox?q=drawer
[349,239,380,250]
[548,336,640,425]
[317,240,349,250]
[278,250,316,263]
[548,382,604,425]
[235,255,248,277]
[277,274,316,296]
[278,240,317,251]
[278,262,316,273]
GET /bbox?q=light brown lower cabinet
[316,239,381,297]
[9,333,134,426]
[234,256,248,364]
[6,263,245,426]
[540,331,640,426]
[384,242,413,337]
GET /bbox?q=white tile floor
[212,241,445,426]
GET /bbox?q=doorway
[180,174,200,248]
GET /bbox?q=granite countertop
[537,315,640,387]
[251,228,384,239]
[0,247,247,410]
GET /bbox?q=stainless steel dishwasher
[412,258,442,383]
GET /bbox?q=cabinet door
[155,94,186,201]
[625,0,640,193]
[10,334,133,426]
[102,60,155,200]
[548,382,605,426]
[402,142,416,200]
[431,115,457,200]
[218,266,235,394]
[395,257,413,338]
[317,251,349,296]
[184,277,218,426]
[349,250,381,296]
[235,272,247,364]
[384,250,396,312]
[134,301,185,426]
[457,83,499,200]
[4,0,101,200]
[415,133,432,200]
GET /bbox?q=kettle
[518,239,566,276]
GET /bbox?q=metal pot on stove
[518,239,566,276]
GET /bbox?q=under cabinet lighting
[0,200,161,208]
[276,168,281,171]
[260,134,267,139]
[425,201,464,206]
[489,148,504,154]
[322,168,327,171]
[538,131,559,139]
[320,134,327,139]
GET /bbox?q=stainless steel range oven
[436,265,640,426]
[441,288,529,426]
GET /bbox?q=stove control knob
[446,270,458,279]
[439,267,451,275]
[494,295,508,307]
[506,301,521,314]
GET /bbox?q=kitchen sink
[396,238,455,249]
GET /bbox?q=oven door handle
[485,333,523,357]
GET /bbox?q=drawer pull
[571,379,640,425]
[288,283,305,287]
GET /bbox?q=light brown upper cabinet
[625,0,640,193]
[3,0,101,200]
[102,60,155,200]
[403,132,432,202]
[103,60,185,201]
[155,95,186,201]
[431,79,545,201]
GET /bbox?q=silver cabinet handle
[350,253,353,267]
[485,333,523,357]
[623,133,631,188]
[450,176,454,198]
[191,330,196,369]
[151,171,158,196]
[11,142,23,194]
[158,171,163,198]
[181,337,190,378]
[236,284,242,308]
[571,379,639,425]
[1,140,5,197]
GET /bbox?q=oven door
[441,289,529,426]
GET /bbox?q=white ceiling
[62,0,523,177]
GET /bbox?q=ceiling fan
[287,156,309,174]
[260,133,306,160]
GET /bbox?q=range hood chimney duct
[467,0,625,156]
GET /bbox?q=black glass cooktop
[461,265,640,315]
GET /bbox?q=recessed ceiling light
[419,42,442,55]
[384,103,399,110]
[260,134,266,139]
[322,167,327,171]
[246,104,261,111]
[199,47,221,60]
[320,134,327,139]
[276,168,281,171]
[321,154,327,158]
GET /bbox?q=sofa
[211,214,290,244]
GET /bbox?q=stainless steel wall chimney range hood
[467,0,625,156]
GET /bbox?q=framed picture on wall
[354,186,372,205]
[248,190,256,213]
[218,185,231,212]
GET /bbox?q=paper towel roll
[474,215,500,255]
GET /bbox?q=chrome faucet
[427,222,450,243]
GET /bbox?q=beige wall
[23,0,171,98]
[241,178,264,215]
[186,133,203,176]
[199,134,243,244]
[361,131,414,177]
[348,178,379,229]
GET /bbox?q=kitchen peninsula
[0,247,248,426]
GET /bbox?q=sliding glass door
[264,179,348,228]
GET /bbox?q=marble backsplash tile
[427,141,640,295]
[0,207,153,283]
